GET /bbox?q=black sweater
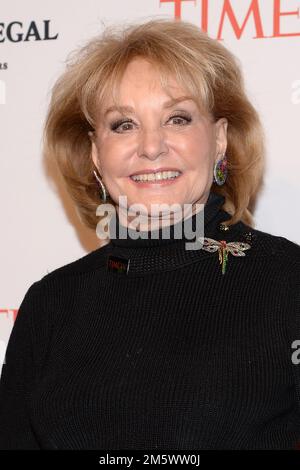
[0,191,300,450]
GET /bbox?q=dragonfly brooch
[198,237,251,275]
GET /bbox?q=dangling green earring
[213,154,228,186]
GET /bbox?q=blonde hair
[43,17,265,230]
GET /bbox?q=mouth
[129,170,182,185]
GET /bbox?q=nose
[137,127,169,160]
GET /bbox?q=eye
[110,118,135,133]
[110,112,192,133]
[168,113,192,126]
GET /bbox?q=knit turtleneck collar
[109,191,226,249]
[104,190,232,276]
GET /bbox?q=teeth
[131,171,181,182]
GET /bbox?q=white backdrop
[1,0,300,373]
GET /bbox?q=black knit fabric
[0,190,300,450]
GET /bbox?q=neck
[116,195,209,233]
[108,190,226,249]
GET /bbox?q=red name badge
[107,255,130,274]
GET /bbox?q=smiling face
[90,57,228,227]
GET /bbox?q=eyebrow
[103,95,194,117]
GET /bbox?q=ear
[214,118,228,156]
[88,131,103,175]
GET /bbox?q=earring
[213,153,228,186]
[93,169,109,203]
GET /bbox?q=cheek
[177,130,213,169]
[97,140,127,176]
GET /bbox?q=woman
[0,18,299,450]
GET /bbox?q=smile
[130,171,181,183]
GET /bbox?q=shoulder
[15,243,111,314]
[13,242,111,341]
[37,242,111,286]
[17,242,110,303]
[228,217,300,256]
[3,243,112,379]
[229,218,300,280]
[250,224,299,255]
